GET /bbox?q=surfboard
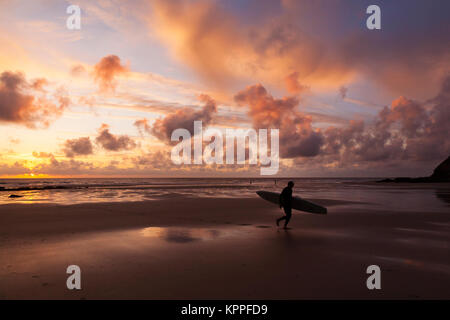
[256,191,327,214]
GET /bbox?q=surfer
[276,181,294,229]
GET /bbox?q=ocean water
[0,177,449,212]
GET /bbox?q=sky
[0,0,449,178]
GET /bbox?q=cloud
[9,137,20,144]
[339,86,348,99]
[150,0,450,96]
[63,137,94,157]
[148,0,350,90]
[321,75,450,165]
[31,157,95,176]
[322,120,404,163]
[1,149,181,177]
[70,64,86,77]
[233,74,450,165]
[0,71,69,128]
[31,78,49,91]
[131,150,174,169]
[95,123,136,151]
[93,55,129,92]
[134,118,152,136]
[234,83,323,157]
[235,84,298,128]
[32,151,54,158]
[151,94,217,141]
[284,72,308,94]
[0,161,30,176]
[150,0,248,88]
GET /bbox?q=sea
[0,178,449,213]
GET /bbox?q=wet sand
[0,197,449,299]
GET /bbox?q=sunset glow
[1,0,449,178]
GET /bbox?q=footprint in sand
[256,225,271,228]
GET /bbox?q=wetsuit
[278,186,293,225]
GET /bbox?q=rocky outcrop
[8,194,23,198]
[378,156,450,183]
[431,156,450,181]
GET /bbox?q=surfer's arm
[278,194,283,208]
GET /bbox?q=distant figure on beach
[277,181,294,229]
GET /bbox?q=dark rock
[431,156,450,181]
[8,194,23,198]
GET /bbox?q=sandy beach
[1,196,449,299]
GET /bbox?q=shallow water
[0,177,449,213]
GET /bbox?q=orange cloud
[134,118,152,136]
[93,55,129,92]
[150,0,352,92]
[234,84,323,157]
[150,0,450,97]
[32,151,53,158]
[285,72,309,95]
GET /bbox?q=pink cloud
[64,137,94,157]
[151,94,217,142]
[95,124,136,151]
[0,71,69,128]
[234,83,323,157]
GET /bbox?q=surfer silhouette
[277,181,294,229]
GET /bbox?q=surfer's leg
[284,214,291,228]
[283,208,292,228]
[276,216,286,226]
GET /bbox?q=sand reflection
[140,227,221,243]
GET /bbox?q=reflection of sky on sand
[0,225,271,283]
[435,189,450,206]
[2,222,450,299]
[140,227,222,243]
[394,227,450,249]
[375,256,450,276]
[395,227,449,238]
